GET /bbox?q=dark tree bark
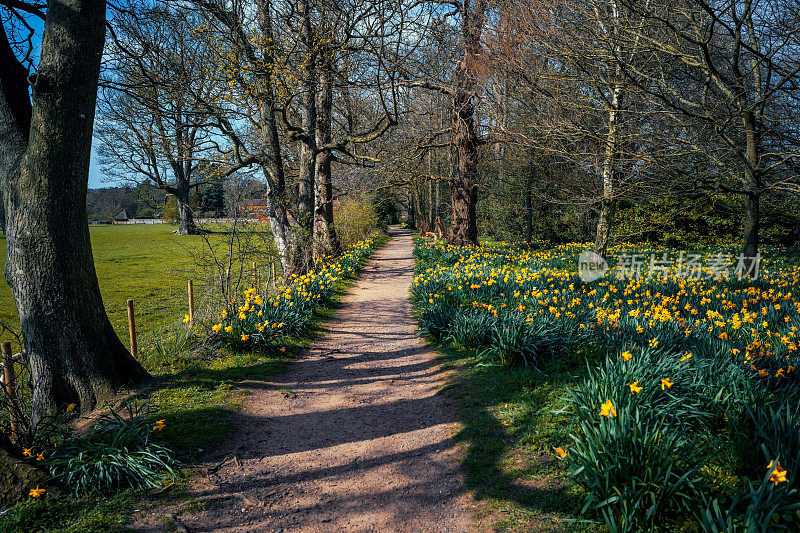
[0,1,148,423]
[525,167,534,244]
[313,55,341,261]
[741,111,761,257]
[296,0,316,268]
[175,190,198,235]
[172,158,199,235]
[447,0,486,246]
[407,187,417,230]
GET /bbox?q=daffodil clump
[412,238,800,531]
[214,235,380,349]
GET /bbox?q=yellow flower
[620,350,633,361]
[636,326,644,334]
[212,324,222,332]
[36,453,44,461]
[660,378,674,390]
[649,338,659,347]
[629,381,643,394]
[279,347,286,353]
[241,334,250,341]
[769,461,788,485]
[66,403,76,412]
[719,332,728,340]
[599,400,617,418]
[183,314,191,323]
[554,446,568,459]
[221,310,228,318]
[28,487,46,498]
[22,448,32,457]
[224,326,233,332]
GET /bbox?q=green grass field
[0,223,275,345]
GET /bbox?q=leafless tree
[97,2,223,235]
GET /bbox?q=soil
[132,227,483,532]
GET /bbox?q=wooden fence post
[187,279,195,322]
[126,299,138,359]
[1,342,19,442]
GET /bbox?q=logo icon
[578,250,608,282]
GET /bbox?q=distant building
[239,198,339,222]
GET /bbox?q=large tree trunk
[313,55,341,262]
[0,0,148,423]
[447,0,486,246]
[295,0,315,271]
[175,193,198,235]
[253,0,303,277]
[174,163,198,235]
[173,158,199,236]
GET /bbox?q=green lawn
[0,224,276,345]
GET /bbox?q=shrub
[334,195,381,249]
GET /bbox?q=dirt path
[139,227,478,532]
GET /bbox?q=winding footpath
[138,227,479,532]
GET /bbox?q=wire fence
[1,257,282,443]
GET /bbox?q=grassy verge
[423,323,597,532]
[0,233,388,532]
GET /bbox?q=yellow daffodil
[620,350,633,361]
[629,381,643,394]
[660,378,674,390]
[28,487,46,498]
[599,400,617,418]
[554,446,568,459]
[769,461,788,485]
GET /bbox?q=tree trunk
[593,77,624,259]
[407,187,416,230]
[174,182,199,235]
[313,55,341,261]
[0,0,148,423]
[741,111,760,257]
[251,0,303,277]
[447,0,486,246]
[525,171,533,244]
[296,0,315,271]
